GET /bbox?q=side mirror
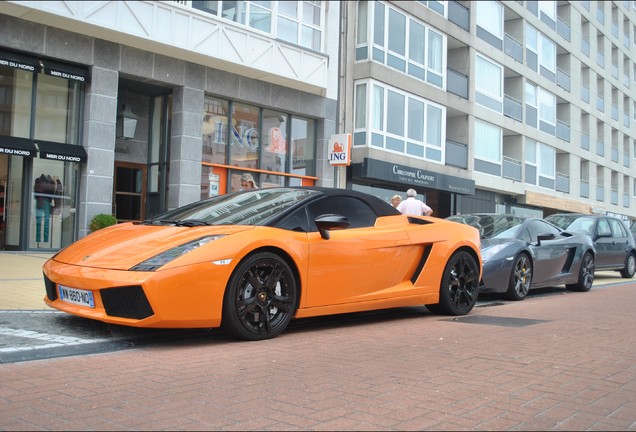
[315,214,350,240]
[537,232,555,245]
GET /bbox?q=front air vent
[101,286,154,320]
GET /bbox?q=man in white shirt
[396,188,433,216]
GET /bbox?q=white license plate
[59,285,95,308]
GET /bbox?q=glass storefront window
[230,102,260,169]
[34,73,82,144]
[202,97,229,165]
[30,158,78,249]
[0,66,32,138]
[291,116,315,177]
[261,110,288,174]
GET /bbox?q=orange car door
[305,226,412,307]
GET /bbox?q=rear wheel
[427,250,479,315]
[222,252,297,341]
[566,251,594,292]
[619,252,635,279]
[505,253,532,301]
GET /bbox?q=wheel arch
[232,246,302,308]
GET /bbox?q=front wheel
[222,252,297,341]
[566,251,594,292]
[427,250,479,315]
[619,252,635,279]
[506,253,532,301]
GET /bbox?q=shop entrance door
[114,162,146,222]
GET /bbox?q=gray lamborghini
[447,214,596,301]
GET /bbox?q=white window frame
[538,87,556,126]
[476,1,503,40]
[538,142,556,181]
[364,1,446,89]
[353,78,446,163]
[274,0,324,51]
[475,53,503,109]
[474,120,502,164]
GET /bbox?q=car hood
[52,223,255,270]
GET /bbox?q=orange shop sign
[327,134,351,166]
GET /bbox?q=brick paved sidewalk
[1,282,635,430]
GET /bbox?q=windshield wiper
[134,219,211,227]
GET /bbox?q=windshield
[547,215,595,235]
[146,188,319,226]
[449,214,523,239]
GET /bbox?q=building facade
[1,0,636,253]
[341,0,636,222]
[0,0,340,251]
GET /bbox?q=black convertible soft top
[296,186,401,217]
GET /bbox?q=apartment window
[353,79,445,162]
[538,1,556,21]
[359,2,446,88]
[538,86,556,134]
[193,1,323,51]
[416,0,446,17]
[474,120,502,163]
[476,1,503,39]
[525,24,556,77]
[475,54,503,112]
[277,1,323,50]
[538,143,555,181]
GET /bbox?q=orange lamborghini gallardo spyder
[43,187,482,340]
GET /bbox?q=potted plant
[89,213,117,232]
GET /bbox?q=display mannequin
[34,174,55,245]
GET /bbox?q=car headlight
[130,235,225,271]
[481,244,508,263]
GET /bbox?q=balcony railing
[596,140,604,156]
[556,68,570,91]
[596,185,604,202]
[447,68,468,99]
[612,23,619,38]
[596,51,605,67]
[557,17,571,41]
[445,140,468,169]
[556,120,570,141]
[581,132,590,151]
[582,38,590,56]
[502,156,522,181]
[624,34,630,48]
[556,172,570,193]
[611,146,619,163]
[624,152,631,168]
[580,180,589,198]
[624,113,630,128]
[596,96,605,112]
[624,193,630,207]
[612,104,619,121]
[612,63,619,79]
[503,95,523,121]
[504,33,523,62]
[581,84,590,103]
[623,74,630,88]
[611,189,618,205]
[448,1,469,31]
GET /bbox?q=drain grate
[443,315,549,327]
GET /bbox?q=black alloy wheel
[506,253,532,301]
[566,251,594,292]
[222,252,297,340]
[427,250,479,315]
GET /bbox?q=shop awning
[0,136,37,158]
[36,140,88,163]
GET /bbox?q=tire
[619,252,636,279]
[427,250,479,315]
[506,253,532,301]
[222,252,297,341]
[566,251,594,292]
